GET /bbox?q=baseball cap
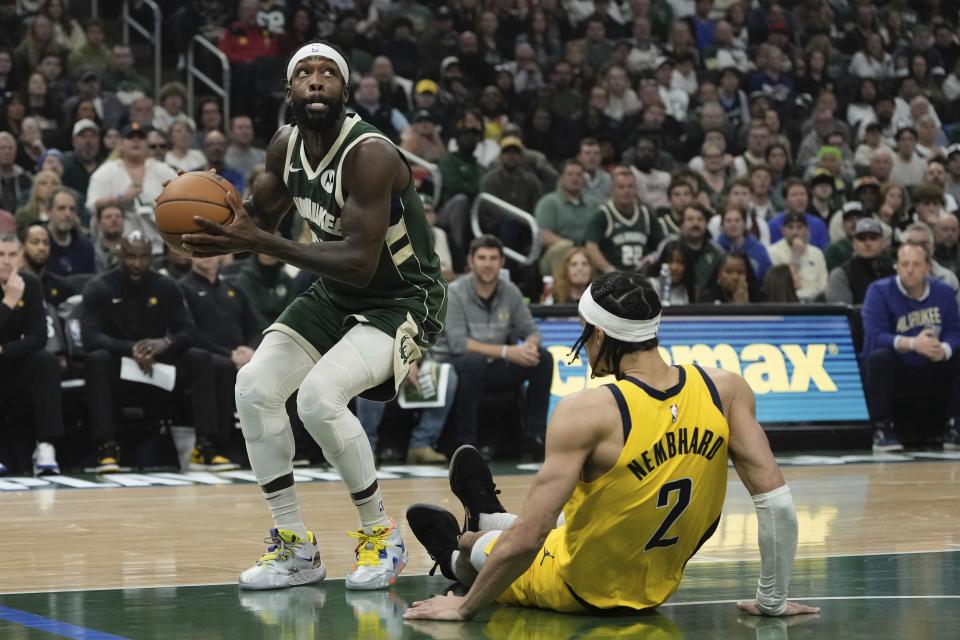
[500,135,524,151]
[413,109,436,123]
[72,118,100,137]
[946,144,960,158]
[435,6,452,19]
[841,201,865,218]
[809,168,834,185]
[415,79,438,95]
[121,122,152,138]
[77,67,99,82]
[440,56,461,73]
[853,176,881,192]
[854,217,883,238]
[655,56,674,69]
[783,211,807,227]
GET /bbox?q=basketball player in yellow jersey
[404,271,821,620]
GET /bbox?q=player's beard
[291,94,345,132]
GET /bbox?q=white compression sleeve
[752,484,798,616]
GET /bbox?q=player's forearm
[253,233,377,288]
[752,484,798,615]
[458,530,541,619]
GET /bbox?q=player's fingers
[192,216,228,234]
[225,190,246,216]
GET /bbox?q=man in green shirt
[99,45,152,97]
[584,167,662,272]
[68,19,111,74]
[535,159,593,275]
[679,203,725,292]
[824,202,864,271]
[438,124,484,266]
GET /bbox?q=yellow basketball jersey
[556,364,729,611]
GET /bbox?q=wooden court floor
[0,459,958,638]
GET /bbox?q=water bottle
[659,263,672,307]
[541,275,554,304]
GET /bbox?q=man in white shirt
[225,115,266,184]
[768,212,828,301]
[655,57,689,122]
[890,126,927,188]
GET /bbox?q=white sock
[264,485,308,540]
[479,512,518,530]
[356,490,391,530]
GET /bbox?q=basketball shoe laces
[347,524,394,567]
[257,530,304,564]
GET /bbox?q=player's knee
[867,347,897,368]
[296,376,347,428]
[235,361,286,414]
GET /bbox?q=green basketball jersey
[281,114,446,345]
[584,199,661,270]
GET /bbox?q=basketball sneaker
[345,519,407,591]
[944,418,960,451]
[189,439,240,471]
[32,442,59,476]
[239,528,326,590]
[449,444,506,532]
[406,503,460,581]
[95,442,120,473]
[872,421,903,453]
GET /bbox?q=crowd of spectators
[4,0,960,473]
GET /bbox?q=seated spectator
[655,179,694,239]
[629,136,671,211]
[477,135,543,253]
[180,255,259,470]
[733,122,771,177]
[430,235,552,458]
[61,119,100,204]
[68,18,109,73]
[0,132,32,213]
[18,223,74,307]
[45,186,94,276]
[146,129,168,164]
[713,204,771,281]
[421,196,454,282]
[355,362,456,465]
[400,110,445,163]
[855,123,895,169]
[935,213,960,277]
[436,122,483,260]
[100,44,152,97]
[0,209,13,234]
[909,183,948,232]
[829,177,883,241]
[768,212,828,301]
[153,82,196,135]
[890,126,926,188]
[535,159,594,276]
[768,179,830,249]
[14,169,60,235]
[699,251,765,304]
[584,167,661,272]
[127,95,155,129]
[201,130,245,193]
[86,122,178,255]
[62,67,124,131]
[14,14,67,76]
[647,240,696,305]
[549,246,595,304]
[350,76,410,145]
[92,202,123,273]
[577,137,612,209]
[672,204,724,292]
[165,121,205,173]
[862,241,960,452]
[825,202,867,271]
[763,264,801,303]
[902,223,960,301]
[923,160,958,212]
[0,231,63,475]
[80,232,229,472]
[233,253,298,332]
[225,115,266,183]
[826,215,895,305]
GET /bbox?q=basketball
[156,171,239,253]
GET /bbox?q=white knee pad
[469,530,502,573]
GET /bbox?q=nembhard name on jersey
[627,427,725,482]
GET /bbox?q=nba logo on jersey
[321,170,335,193]
[670,404,679,423]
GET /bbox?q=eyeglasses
[149,144,168,150]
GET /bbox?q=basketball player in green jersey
[180,41,447,591]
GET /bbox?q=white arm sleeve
[752,484,798,616]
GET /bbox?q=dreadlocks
[569,271,662,380]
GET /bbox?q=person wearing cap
[934,212,960,277]
[655,56,688,121]
[825,217,894,304]
[400,109,445,162]
[768,210,828,301]
[831,177,882,244]
[824,201,867,271]
[768,178,830,249]
[807,167,838,223]
[861,240,960,453]
[478,135,543,251]
[890,126,926,187]
[62,119,100,202]
[86,122,177,255]
[61,67,124,131]
[412,79,440,115]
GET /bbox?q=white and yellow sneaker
[239,528,326,590]
[345,519,408,591]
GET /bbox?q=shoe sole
[872,444,904,453]
[406,504,460,581]
[238,564,327,591]
[95,465,121,473]
[188,462,241,472]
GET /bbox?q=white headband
[286,43,350,84]
[578,284,661,342]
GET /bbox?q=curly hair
[569,271,662,380]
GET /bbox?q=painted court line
[0,605,128,639]
[664,595,960,607]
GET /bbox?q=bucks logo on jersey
[281,113,446,345]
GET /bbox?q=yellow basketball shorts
[494,528,587,614]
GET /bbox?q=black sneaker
[405,504,460,581]
[872,420,903,453]
[944,418,960,451]
[449,445,506,532]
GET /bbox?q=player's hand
[181,191,264,256]
[506,343,540,367]
[403,592,470,621]
[913,331,944,361]
[131,342,154,375]
[736,600,821,616]
[403,360,420,388]
[2,271,25,308]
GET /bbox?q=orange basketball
[156,171,239,253]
